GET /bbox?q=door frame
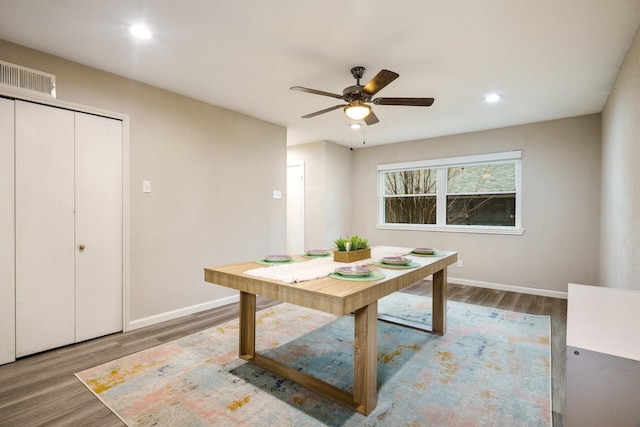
[0,87,131,333]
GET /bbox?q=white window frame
[377,151,523,235]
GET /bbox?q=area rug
[75,293,551,426]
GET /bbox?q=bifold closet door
[15,100,76,357]
[0,98,15,365]
[75,112,123,342]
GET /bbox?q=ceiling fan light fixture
[344,104,371,120]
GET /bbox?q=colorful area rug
[75,293,551,426]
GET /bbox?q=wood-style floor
[0,281,567,427]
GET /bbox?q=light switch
[272,190,282,199]
[143,180,151,193]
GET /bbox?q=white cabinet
[74,112,123,342]
[15,101,77,357]
[566,283,640,427]
[2,99,123,362]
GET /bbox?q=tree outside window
[446,163,516,226]
[383,169,436,224]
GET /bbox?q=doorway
[287,163,304,254]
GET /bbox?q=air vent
[0,60,56,98]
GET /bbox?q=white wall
[0,39,287,324]
[350,115,601,294]
[601,27,640,290]
[288,140,351,249]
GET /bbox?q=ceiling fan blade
[301,104,345,118]
[291,86,344,100]
[364,110,379,125]
[373,97,435,106]
[362,70,399,96]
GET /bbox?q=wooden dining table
[204,250,457,416]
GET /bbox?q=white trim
[377,150,522,171]
[515,159,522,229]
[121,118,131,332]
[447,276,568,299]
[436,167,446,224]
[0,87,128,121]
[127,294,240,331]
[376,223,525,235]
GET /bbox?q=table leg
[239,291,256,359]
[353,301,378,415]
[240,297,378,415]
[432,268,448,335]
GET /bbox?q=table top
[204,251,457,316]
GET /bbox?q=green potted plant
[333,234,371,262]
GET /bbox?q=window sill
[376,224,525,236]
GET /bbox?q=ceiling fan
[290,66,434,125]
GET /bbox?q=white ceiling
[0,0,639,148]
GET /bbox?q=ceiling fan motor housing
[343,85,368,102]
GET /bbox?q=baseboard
[127,294,240,331]
[127,277,567,331]
[448,277,568,299]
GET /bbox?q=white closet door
[0,98,15,365]
[15,101,76,357]
[75,112,123,341]
[286,163,304,255]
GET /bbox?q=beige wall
[601,27,640,290]
[0,40,287,323]
[288,140,351,249]
[350,115,601,294]
[323,141,352,245]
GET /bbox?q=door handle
[79,244,86,251]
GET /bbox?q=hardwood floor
[0,282,567,427]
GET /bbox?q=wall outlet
[457,260,464,268]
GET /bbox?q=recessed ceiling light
[350,123,361,129]
[130,24,151,39]
[484,93,502,103]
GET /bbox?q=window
[378,151,522,234]
[383,169,437,224]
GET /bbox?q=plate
[381,256,410,265]
[305,249,331,256]
[335,266,372,277]
[264,254,292,262]
[412,247,435,255]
